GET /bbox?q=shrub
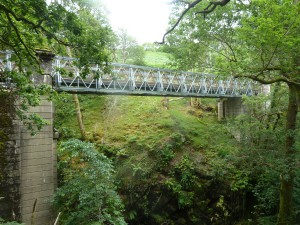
[52,139,127,225]
[0,218,24,225]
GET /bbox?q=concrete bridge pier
[16,99,57,224]
[0,52,58,225]
[218,97,245,120]
[0,97,57,225]
[19,53,58,225]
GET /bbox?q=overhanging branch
[195,0,230,14]
[4,10,37,62]
[0,3,72,50]
[234,73,300,88]
[156,0,230,44]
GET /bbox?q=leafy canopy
[0,0,114,131]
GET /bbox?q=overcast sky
[100,0,171,44]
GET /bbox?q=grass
[144,51,171,68]
[55,94,236,155]
[54,50,239,186]
[113,49,171,68]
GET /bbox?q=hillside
[54,94,249,224]
[52,51,286,225]
[144,51,171,68]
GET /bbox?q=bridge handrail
[52,56,227,79]
[0,51,262,97]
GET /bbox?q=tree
[165,0,300,224]
[113,29,145,65]
[0,0,113,131]
[157,0,230,44]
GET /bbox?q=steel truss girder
[52,57,261,97]
[0,52,262,98]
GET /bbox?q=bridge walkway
[52,56,261,97]
[0,52,262,98]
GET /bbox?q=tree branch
[0,4,39,29]
[174,0,191,4]
[4,11,37,62]
[211,33,237,62]
[234,73,291,85]
[156,0,204,44]
[197,38,234,61]
[0,38,16,49]
[195,0,230,14]
[156,0,230,44]
[0,3,72,48]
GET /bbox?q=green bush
[0,218,24,225]
[52,139,127,225]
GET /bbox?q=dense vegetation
[53,80,300,224]
[52,139,126,225]
[1,0,300,224]
[164,0,300,224]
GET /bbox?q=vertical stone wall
[15,98,57,225]
[217,99,225,121]
[218,98,245,120]
[0,94,20,221]
[0,97,57,224]
[0,51,57,224]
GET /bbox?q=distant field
[144,51,172,68]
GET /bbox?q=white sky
[100,0,171,44]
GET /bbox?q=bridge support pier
[218,98,245,120]
[0,52,57,225]
[18,99,57,225]
[0,96,58,225]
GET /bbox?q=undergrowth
[54,95,249,224]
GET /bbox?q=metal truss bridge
[1,52,261,98]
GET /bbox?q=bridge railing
[52,56,261,97]
[0,51,13,87]
[0,51,262,97]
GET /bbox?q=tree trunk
[73,94,86,140]
[277,85,298,225]
[66,47,86,140]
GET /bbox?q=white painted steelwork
[52,56,261,97]
[0,52,262,97]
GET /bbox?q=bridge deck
[53,57,260,98]
[0,52,261,98]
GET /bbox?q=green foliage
[128,45,146,66]
[166,1,300,222]
[158,147,175,167]
[53,91,300,224]
[165,155,199,209]
[55,95,249,224]
[0,0,113,132]
[175,155,197,189]
[252,171,280,216]
[226,93,289,221]
[0,217,24,225]
[112,29,145,65]
[144,51,171,68]
[54,94,107,139]
[53,139,126,225]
